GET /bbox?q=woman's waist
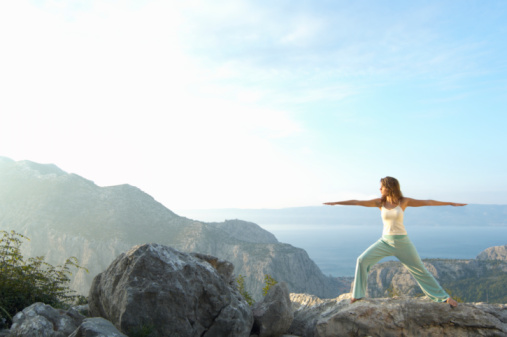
[382,234,408,240]
[382,222,407,235]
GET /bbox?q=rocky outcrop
[477,244,507,261]
[8,302,85,337]
[0,157,339,301]
[289,293,507,337]
[6,304,127,337]
[252,282,294,337]
[88,243,254,337]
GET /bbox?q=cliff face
[0,157,339,300]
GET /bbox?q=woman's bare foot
[350,297,361,304]
[446,297,458,308]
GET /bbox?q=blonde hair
[380,176,403,205]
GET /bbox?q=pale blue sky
[1,1,506,209]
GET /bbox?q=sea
[177,206,507,278]
[257,224,507,277]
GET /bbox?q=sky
[1,0,506,211]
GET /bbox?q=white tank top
[381,205,407,235]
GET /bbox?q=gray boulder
[289,293,507,337]
[252,282,294,337]
[88,243,254,337]
[69,317,127,337]
[8,302,85,337]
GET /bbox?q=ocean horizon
[259,224,507,277]
[177,205,507,277]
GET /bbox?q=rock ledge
[289,293,507,337]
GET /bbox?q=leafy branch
[0,230,88,327]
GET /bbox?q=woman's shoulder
[399,197,413,209]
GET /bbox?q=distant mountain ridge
[179,203,507,227]
[0,157,341,300]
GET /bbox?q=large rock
[289,293,507,337]
[8,302,85,337]
[88,243,254,337]
[252,282,294,337]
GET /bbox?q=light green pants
[352,235,449,302]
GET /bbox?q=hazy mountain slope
[207,219,278,244]
[0,157,339,300]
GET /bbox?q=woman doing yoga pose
[324,176,466,307]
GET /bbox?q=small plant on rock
[262,274,278,297]
[128,323,155,337]
[236,274,255,306]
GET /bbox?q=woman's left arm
[403,197,467,207]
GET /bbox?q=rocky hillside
[362,246,507,303]
[477,244,507,261]
[6,244,506,337]
[0,157,339,300]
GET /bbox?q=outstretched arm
[324,199,381,207]
[403,197,467,207]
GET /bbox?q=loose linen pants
[352,235,449,302]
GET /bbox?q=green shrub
[236,274,280,305]
[386,284,401,298]
[262,274,278,297]
[0,230,87,327]
[128,323,155,337]
[236,274,255,306]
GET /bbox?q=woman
[324,176,466,307]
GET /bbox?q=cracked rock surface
[88,243,253,337]
[289,293,507,337]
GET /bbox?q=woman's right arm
[324,199,381,207]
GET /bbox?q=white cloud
[0,0,312,209]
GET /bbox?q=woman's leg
[352,238,394,300]
[394,237,450,303]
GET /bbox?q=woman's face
[380,184,389,197]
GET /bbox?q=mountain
[362,245,507,303]
[0,157,340,300]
